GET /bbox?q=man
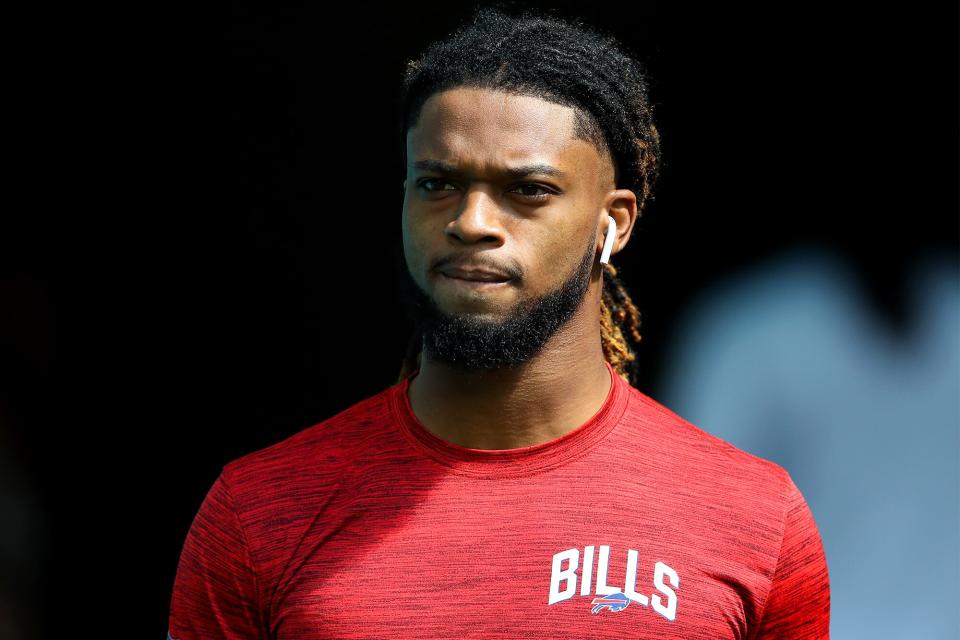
[168,6,830,638]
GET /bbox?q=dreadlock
[396,4,662,387]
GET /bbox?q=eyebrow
[412,159,568,181]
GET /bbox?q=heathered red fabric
[168,360,830,639]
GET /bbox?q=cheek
[400,213,434,280]
[521,233,578,289]
[535,228,595,288]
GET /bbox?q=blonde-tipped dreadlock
[598,262,643,385]
[396,7,660,388]
[396,260,643,386]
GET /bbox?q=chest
[265,482,758,639]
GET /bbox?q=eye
[511,183,555,201]
[417,178,458,192]
[415,178,557,201]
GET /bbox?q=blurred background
[2,1,957,637]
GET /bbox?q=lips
[438,266,512,282]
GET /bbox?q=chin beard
[398,235,598,372]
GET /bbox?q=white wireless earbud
[599,216,617,265]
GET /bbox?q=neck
[406,291,612,450]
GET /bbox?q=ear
[599,189,638,259]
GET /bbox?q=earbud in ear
[599,216,617,265]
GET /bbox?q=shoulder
[219,381,401,497]
[620,384,793,499]
[186,381,404,589]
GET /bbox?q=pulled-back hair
[397,5,662,387]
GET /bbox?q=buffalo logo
[590,592,631,614]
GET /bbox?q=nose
[445,187,506,246]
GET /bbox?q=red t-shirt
[168,360,830,639]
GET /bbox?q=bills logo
[591,592,631,614]
[548,545,679,621]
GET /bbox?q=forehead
[407,87,599,178]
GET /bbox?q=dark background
[2,1,957,637]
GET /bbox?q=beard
[397,233,599,371]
